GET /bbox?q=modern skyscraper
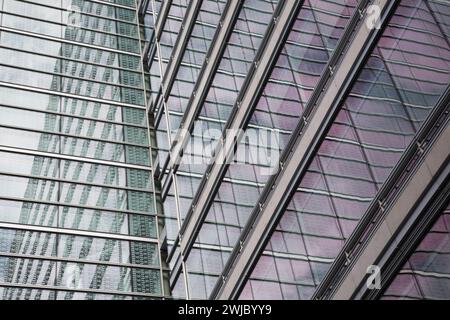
[0,0,449,300]
[0,0,168,299]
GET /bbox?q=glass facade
[0,0,166,299]
[240,0,450,300]
[183,0,359,299]
[1,0,449,300]
[381,203,450,300]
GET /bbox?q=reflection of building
[0,0,449,300]
[0,0,167,299]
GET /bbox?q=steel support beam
[313,86,450,300]
[158,0,243,184]
[211,0,398,300]
[155,0,173,42]
[138,0,150,18]
[0,222,159,244]
[368,167,450,300]
[161,0,203,102]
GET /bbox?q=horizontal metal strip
[0,145,152,171]
[0,123,150,149]
[0,252,163,271]
[0,222,159,243]
[0,171,154,194]
[0,194,158,217]
[0,62,145,91]
[0,103,149,129]
[163,109,293,134]
[398,269,450,280]
[0,10,140,40]
[18,0,139,24]
[0,82,146,110]
[0,26,141,57]
[0,44,142,74]
[167,239,336,264]
[0,282,166,299]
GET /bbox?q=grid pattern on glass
[180,0,358,299]
[162,0,280,299]
[147,0,189,107]
[175,0,279,227]
[155,0,227,171]
[157,1,228,264]
[381,204,450,300]
[239,0,450,300]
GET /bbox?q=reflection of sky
[0,87,54,110]
[0,230,14,257]
[0,200,26,226]
[0,258,5,280]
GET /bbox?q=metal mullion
[134,0,168,298]
[154,0,172,42]
[368,181,450,300]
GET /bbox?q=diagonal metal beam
[138,0,150,20]
[157,0,243,185]
[211,0,399,300]
[165,0,304,287]
[313,86,450,300]
[370,172,450,300]
[161,0,203,102]
[178,0,304,257]
[155,0,173,42]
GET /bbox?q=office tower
[0,0,168,299]
[0,0,449,301]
